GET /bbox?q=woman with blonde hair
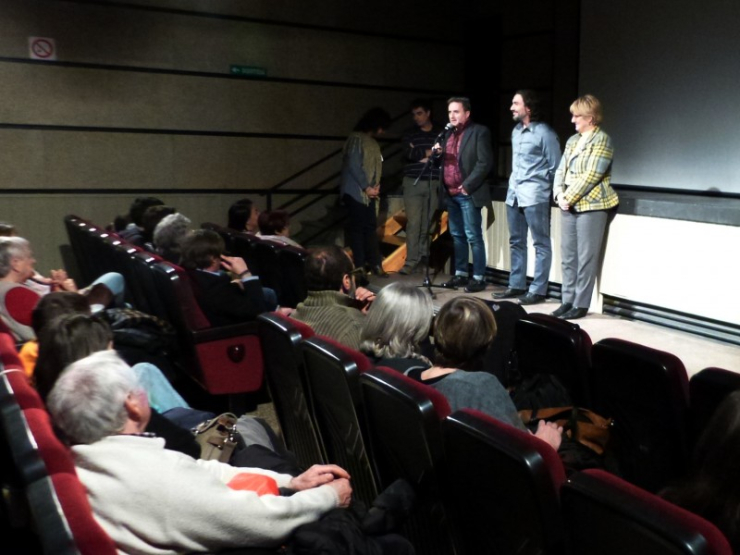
[551,94,619,320]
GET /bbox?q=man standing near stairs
[399,99,442,275]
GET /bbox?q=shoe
[372,265,389,278]
[440,275,468,289]
[560,307,588,320]
[464,279,487,293]
[518,292,546,306]
[550,303,573,318]
[398,265,414,275]
[492,288,526,300]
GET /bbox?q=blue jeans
[445,194,486,279]
[506,201,552,295]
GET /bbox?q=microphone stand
[414,125,453,298]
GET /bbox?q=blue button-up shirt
[507,121,561,207]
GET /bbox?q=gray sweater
[428,370,527,432]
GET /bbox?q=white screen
[580,0,740,193]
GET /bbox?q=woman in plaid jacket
[551,95,619,320]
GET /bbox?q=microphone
[444,122,456,132]
[434,123,456,145]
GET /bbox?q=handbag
[519,406,612,455]
[192,412,241,463]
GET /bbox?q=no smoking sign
[29,37,57,61]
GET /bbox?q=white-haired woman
[359,282,433,372]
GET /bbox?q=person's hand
[277,307,295,317]
[365,185,380,199]
[328,478,353,508]
[220,255,248,276]
[353,287,376,313]
[459,187,469,196]
[50,269,69,282]
[289,464,350,491]
[432,143,442,153]
[557,193,570,211]
[533,420,563,451]
[58,278,78,292]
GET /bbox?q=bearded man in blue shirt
[494,90,561,305]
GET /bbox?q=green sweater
[292,291,365,350]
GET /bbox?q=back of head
[47,350,139,445]
[153,213,192,255]
[0,222,16,237]
[180,229,224,270]
[227,198,254,231]
[129,197,164,227]
[353,107,392,133]
[0,237,30,279]
[661,390,740,550]
[35,313,113,402]
[142,205,177,241]
[360,282,433,359]
[258,210,290,236]
[433,296,497,370]
[31,292,91,336]
[304,245,353,292]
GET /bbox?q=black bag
[512,373,572,411]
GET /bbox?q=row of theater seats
[0,332,118,554]
[64,215,266,403]
[201,222,308,310]
[256,313,733,555]
[511,312,740,494]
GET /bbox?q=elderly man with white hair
[47,350,352,554]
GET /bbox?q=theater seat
[360,366,456,555]
[514,313,593,407]
[301,336,377,505]
[590,338,690,492]
[257,313,325,469]
[442,408,567,555]
[562,469,732,555]
[689,367,740,446]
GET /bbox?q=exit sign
[230,65,267,76]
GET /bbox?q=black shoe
[372,265,389,278]
[441,275,468,289]
[398,265,413,275]
[518,292,546,306]
[464,279,487,293]
[492,288,526,300]
[560,307,588,320]
[550,303,573,318]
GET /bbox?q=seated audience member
[0,222,16,237]
[0,237,124,341]
[661,390,740,551]
[118,196,164,245]
[292,245,376,350]
[359,282,433,372]
[19,291,90,377]
[34,312,199,459]
[180,230,277,326]
[153,212,192,263]
[407,296,562,451]
[257,210,303,248]
[228,197,260,234]
[47,350,352,554]
[140,204,176,250]
[34,313,188,415]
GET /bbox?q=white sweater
[72,435,339,554]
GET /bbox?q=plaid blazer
[553,127,619,212]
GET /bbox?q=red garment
[443,121,470,195]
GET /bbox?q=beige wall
[0,0,463,268]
